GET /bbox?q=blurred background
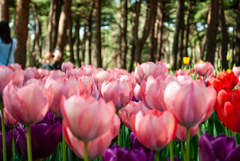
[0,0,239,71]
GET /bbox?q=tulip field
[1,61,240,161]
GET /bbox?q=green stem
[1,101,6,161]
[84,142,88,161]
[26,125,32,161]
[122,125,125,147]
[182,142,186,161]
[169,141,174,161]
[12,129,15,156]
[155,150,160,161]
[68,146,73,161]
[62,132,66,161]
[186,128,190,161]
[198,125,201,137]
[116,110,121,147]
[99,155,102,161]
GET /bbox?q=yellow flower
[227,69,232,73]
[199,60,204,63]
[183,57,190,65]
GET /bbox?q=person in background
[41,52,54,71]
[52,48,62,70]
[0,21,18,66]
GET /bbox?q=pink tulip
[61,95,116,141]
[38,69,50,78]
[23,69,37,82]
[81,65,97,76]
[164,80,217,128]
[174,124,199,142]
[0,65,15,97]
[141,75,177,111]
[44,77,78,117]
[95,70,112,84]
[9,63,21,71]
[66,68,86,78]
[100,79,133,110]
[49,70,66,80]
[3,82,52,125]
[194,62,214,77]
[135,61,165,85]
[130,110,177,150]
[110,114,121,139]
[119,101,150,130]
[233,66,240,78]
[63,120,112,160]
[3,108,19,128]
[11,67,24,87]
[61,62,74,72]
[133,84,142,101]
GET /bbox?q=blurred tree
[1,0,9,22]
[95,0,102,68]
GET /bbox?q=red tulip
[164,80,217,128]
[130,110,177,150]
[44,77,78,117]
[194,62,214,77]
[174,124,199,142]
[61,95,116,141]
[215,88,240,133]
[63,120,112,160]
[61,62,74,72]
[135,61,165,85]
[3,82,52,125]
[210,71,238,92]
[119,101,150,130]
[99,79,132,110]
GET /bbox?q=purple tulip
[199,132,240,161]
[167,156,180,161]
[102,144,154,161]
[0,130,12,161]
[130,132,153,154]
[14,122,62,160]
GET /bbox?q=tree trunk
[134,0,157,63]
[178,11,185,68]
[69,16,75,64]
[201,10,211,60]
[121,0,128,69]
[82,22,87,65]
[172,0,184,70]
[1,0,9,22]
[30,23,36,66]
[206,0,218,65]
[184,0,191,57]
[235,0,240,66]
[56,0,72,55]
[95,0,102,68]
[14,0,30,69]
[75,18,81,67]
[32,3,42,58]
[219,0,228,70]
[149,2,157,62]
[156,0,164,62]
[88,0,94,65]
[48,0,62,52]
[118,1,122,68]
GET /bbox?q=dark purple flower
[0,130,12,161]
[131,95,139,102]
[38,111,62,125]
[102,144,154,161]
[14,122,62,160]
[130,132,153,154]
[167,156,181,161]
[199,132,240,161]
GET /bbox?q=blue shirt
[0,38,17,66]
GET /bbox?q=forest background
[0,0,239,72]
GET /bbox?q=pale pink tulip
[194,62,214,77]
[3,108,19,128]
[23,69,37,81]
[61,62,74,72]
[135,61,165,84]
[233,66,240,78]
[141,75,177,111]
[110,114,121,139]
[174,124,199,142]
[61,95,115,141]
[49,70,66,80]
[44,77,78,117]
[95,70,112,84]
[3,82,52,125]
[9,63,21,71]
[133,84,142,101]
[164,80,217,128]
[11,67,24,87]
[130,110,177,150]
[119,101,150,130]
[81,65,97,76]
[37,68,50,78]
[66,68,85,78]
[100,79,132,110]
[63,121,112,160]
[0,65,15,97]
